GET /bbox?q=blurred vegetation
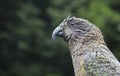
[0,0,120,76]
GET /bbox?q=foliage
[0,0,120,76]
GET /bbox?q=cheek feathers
[64,26,73,36]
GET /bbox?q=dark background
[0,0,120,76]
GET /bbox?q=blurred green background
[0,0,120,76]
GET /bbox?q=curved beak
[52,23,64,41]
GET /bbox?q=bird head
[52,16,104,44]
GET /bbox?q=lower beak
[52,24,63,41]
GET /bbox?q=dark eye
[70,22,76,26]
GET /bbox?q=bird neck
[68,35,105,52]
[67,36,106,76]
[68,39,87,76]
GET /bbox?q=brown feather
[52,17,120,76]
